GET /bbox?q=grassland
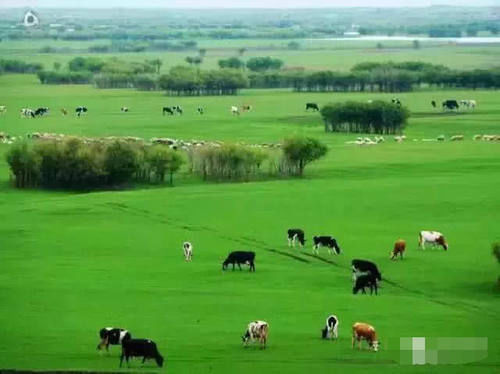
[0,73,499,374]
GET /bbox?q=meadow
[0,71,499,374]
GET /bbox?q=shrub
[104,141,138,185]
[281,136,328,176]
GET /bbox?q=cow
[241,104,252,112]
[460,100,476,109]
[431,100,437,108]
[313,236,341,255]
[450,135,464,141]
[20,108,35,118]
[60,108,68,116]
[352,322,379,352]
[242,320,269,349]
[0,106,6,114]
[352,259,382,282]
[442,100,459,111]
[321,315,339,340]
[162,106,174,116]
[231,106,240,115]
[391,98,401,106]
[418,231,448,250]
[172,105,183,115]
[183,241,193,261]
[353,273,378,295]
[222,251,255,272]
[97,327,131,352]
[76,106,87,117]
[197,107,204,115]
[120,338,164,368]
[287,229,305,248]
[305,103,320,111]
[34,107,49,117]
[391,239,406,260]
[121,107,129,113]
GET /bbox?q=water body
[313,36,500,44]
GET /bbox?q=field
[0,71,499,374]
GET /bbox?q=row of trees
[218,57,284,72]
[0,59,43,74]
[87,40,198,53]
[6,139,183,189]
[321,101,410,134]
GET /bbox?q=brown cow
[391,239,406,260]
[352,322,379,352]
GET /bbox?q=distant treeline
[0,59,43,74]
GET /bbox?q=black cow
[431,100,436,108]
[391,98,401,106]
[352,259,382,282]
[353,273,378,295]
[76,106,87,117]
[313,236,341,255]
[442,100,459,111]
[305,103,320,111]
[197,107,204,115]
[97,327,131,351]
[162,107,174,116]
[222,251,255,272]
[34,107,49,117]
[287,228,305,247]
[120,339,164,368]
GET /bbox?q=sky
[0,0,498,8]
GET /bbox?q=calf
[390,239,406,260]
[353,273,378,295]
[97,327,131,352]
[287,229,305,247]
[321,315,339,340]
[418,231,448,250]
[305,102,319,111]
[120,338,164,368]
[222,251,255,272]
[352,322,379,352]
[313,236,341,255]
[352,259,382,282]
[183,241,193,261]
[242,321,269,349]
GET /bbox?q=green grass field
[0,73,499,373]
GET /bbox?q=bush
[0,59,43,74]
[37,71,92,84]
[104,142,138,185]
[281,136,328,176]
[246,57,284,72]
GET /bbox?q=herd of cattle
[97,229,447,367]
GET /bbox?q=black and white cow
[352,259,382,282]
[120,338,164,368]
[121,107,129,112]
[442,100,459,111]
[0,106,6,114]
[197,107,204,115]
[321,315,339,340]
[242,320,269,349]
[313,236,341,255]
[391,98,401,106]
[222,251,255,272]
[20,108,35,118]
[97,327,131,352]
[76,106,88,117]
[34,107,49,117]
[183,241,193,261]
[172,105,183,115]
[305,103,320,111]
[353,273,378,295]
[162,106,174,116]
[287,229,305,248]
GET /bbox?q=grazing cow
[20,108,35,118]
[313,236,341,255]
[442,100,459,111]
[352,322,379,352]
[321,315,339,340]
[183,241,193,261]
[121,107,129,113]
[391,98,401,106]
[418,231,448,250]
[197,107,204,115]
[450,135,464,141]
[162,106,174,116]
[460,100,477,109]
[305,103,320,111]
[97,328,131,352]
[241,104,252,112]
[390,239,406,260]
[34,107,49,117]
[352,259,382,282]
[0,106,6,114]
[287,228,305,247]
[60,108,68,116]
[222,251,255,272]
[120,339,164,368]
[242,320,269,349]
[231,106,240,115]
[172,105,183,115]
[76,106,88,117]
[431,100,437,108]
[353,273,378,295]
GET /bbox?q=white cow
[242,320,269,348]
[418,231,448,251]
[183,241,193,261]
[231,106,240,115]
[0,106,6,114]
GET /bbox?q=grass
[0,74,499,373]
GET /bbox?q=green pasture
[0,74,499,373]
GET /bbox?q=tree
[218,57,244,69]
[53,62,61,71]
[281,136,328,176]
[246,57,284,72]
[198,48,207,57]
[147,58,162,74]
[185,56,202,66]
[104,141,138,184]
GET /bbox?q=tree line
[0,59,43,74]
